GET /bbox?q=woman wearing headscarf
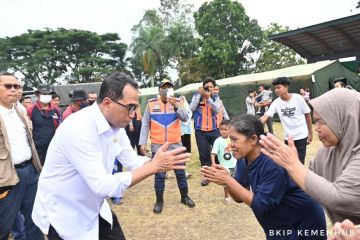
[259,88,360,225]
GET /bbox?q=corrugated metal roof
[269,14,360,63]
[175,60,335,94]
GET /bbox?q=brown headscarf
[305,88,360,224]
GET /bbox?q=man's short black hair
[272,77,290,86]
[202,76,216,87]
[248,89,255,95]
[20,96,31,103]
[0,71,17,81]
[98,72,138,103]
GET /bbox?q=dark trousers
[152,152,188,192]
[195,129,220,167]
[181,134,191,153]
[285,137,307,164]
[10,212,25,240]
[47,211,125,240]
[125,120,142,155]
[0,162,44,240]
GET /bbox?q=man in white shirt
[32,72,190,239]
[260,77,313,164]
[0,72,44,239]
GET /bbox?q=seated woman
[259,88,360,225]
[201,114,326,239]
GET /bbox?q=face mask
[39,95,52,104]
[80,102,89,109]
[159,89,167,97]
[88,100,95,105]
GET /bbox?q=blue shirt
[234,154,326,240]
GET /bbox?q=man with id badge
[139,79,195,214]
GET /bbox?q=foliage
[178,57,209,85]
[194,0,263,79]
[255,23,305,72]
[130,0,197,87]
[0,29,128,87]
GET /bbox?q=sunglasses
[112,100,138,115]
[0,83,22,90]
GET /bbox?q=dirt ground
[112,122,332,240]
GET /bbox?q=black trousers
[181,134,191,153]
[195,129,220,167]
[285,137,307,164]
[47,211,125,240]
[125,120,142,155]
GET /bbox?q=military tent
[174,60,360,117]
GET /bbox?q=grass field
[112,122,332,240]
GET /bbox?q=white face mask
[39,94,52,104]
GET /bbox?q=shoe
[185,172,192,179]
[224,197,230,203]
[153,191,164,214]
[153,200,164,214]
[201,179,209,186]
[112,197,122,205]
[179,188,195,208]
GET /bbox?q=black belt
[14,160,32,169]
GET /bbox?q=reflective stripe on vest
[194,99,217,131]
[148,99,181,144]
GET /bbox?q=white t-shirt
[246,96,255,115]
[265,93,311,140]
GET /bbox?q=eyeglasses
[112,100,138,115]
[0,83,22,90]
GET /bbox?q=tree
[194,0,263,79]
[178,57,209,85]
[159,0,194,28]
[164,22,197,86]
[131,24,167,87]
[0,29,128,87]
[255,23,305,72]
[130,1,198,87]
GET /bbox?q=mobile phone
[203,86,209,92]
[167,88,174,98]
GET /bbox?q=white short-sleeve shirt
[265,93,311,140]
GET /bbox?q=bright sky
[1,0,359,46]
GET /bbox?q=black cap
[71,89,87,101]
[36,85,54,94]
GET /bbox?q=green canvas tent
[138,87,159,112]
[174,60,360,117]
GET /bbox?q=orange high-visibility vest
[193,98,217,131]
[148,98,181,144]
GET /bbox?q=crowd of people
[0,70,359,239]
